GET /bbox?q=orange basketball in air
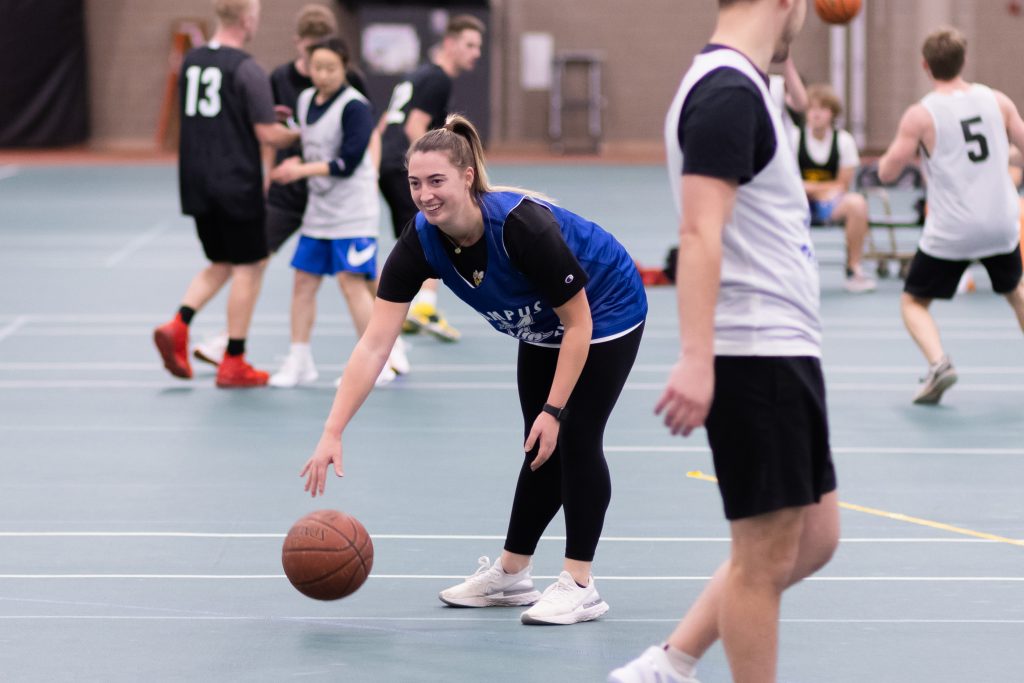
[814,0,862,24]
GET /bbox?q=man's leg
[668,493,839,666]
[1004,279,1024,331]
[719,507,805,683]
[182,263,232,311]
[226,260,268,340]
[833,193,869,273]
[900,292,944,364]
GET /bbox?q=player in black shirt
[192,5,372,367]
[377,14,484,342]
[153,0,297,388]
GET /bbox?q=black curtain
[0,0,89,147]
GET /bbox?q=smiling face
[406,150,474,227]
[309,47,346,97]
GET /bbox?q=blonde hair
[214,0,255,27]
[806,83,843,119]
[408,115,553,202]
[296,4,337,40]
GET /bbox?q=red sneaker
[216,354,269,388]
[153,316,192,379]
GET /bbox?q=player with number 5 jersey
[155,0,298,388]
[879,27,1024,405]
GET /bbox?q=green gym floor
[1,163,1023,682]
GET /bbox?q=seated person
[795,84,876,293]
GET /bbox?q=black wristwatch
[541,403,568,422]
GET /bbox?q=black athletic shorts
[265,204,303,254]
[903,244,1023,299]
[379,165,418,239]
[705,356,837,521]
[194,210,268,265]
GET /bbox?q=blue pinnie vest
[414,192,647,345]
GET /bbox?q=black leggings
[504,322,643,562]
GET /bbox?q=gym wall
[80,1,1024,155]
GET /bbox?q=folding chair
[855,162,926,278]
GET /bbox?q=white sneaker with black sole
[520,571,609,625]
[438,556,541,608]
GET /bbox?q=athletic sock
[662,643,698,678]
[289,341,312,358]
[178,306,196,325]
[226,338,246,357]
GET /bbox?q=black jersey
[178,44,275,220]
[380,63,452,170]
[267,62,372,214]
[797,127,840,182]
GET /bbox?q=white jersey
[297,86,380,240]
[665,49,821,357]
[919,84,1019,260]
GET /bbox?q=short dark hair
[719,0,755,7]
[922,28,966,81]
[446,14,485,37]
[308,37,350,67]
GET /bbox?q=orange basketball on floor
[814,0,862,24]
[281,509,374,601]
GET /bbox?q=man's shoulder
[270,62,294,81]
[412,62,450,85]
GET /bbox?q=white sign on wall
[521,32,554,91]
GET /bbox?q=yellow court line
[685,470,1024,548]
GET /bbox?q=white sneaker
[520,571,609,625]
[438,556,541,608]
[193,331,228,366]
[844,268,877,293]
[374,365,397,387]
[336,364,396,388]
[912,355,958,405]
[269,351,318,388]
[388,337,411,375]
[608,646,701,683]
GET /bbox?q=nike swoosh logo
[347,243,377,267]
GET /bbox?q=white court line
[0,573,1021,582]
[0,615,1021,625]
[0,532,1007,543]
[0,313,1014,327]
[2,380,1024,392]
[103,221,171,267]
[0,315,29,344]
[3,361,1024,376]
[606,445,1024,456]
[0,165,20,181]
[10,327,1022,341]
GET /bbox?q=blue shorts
[290,235,378,276]
[809,197,842,226]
